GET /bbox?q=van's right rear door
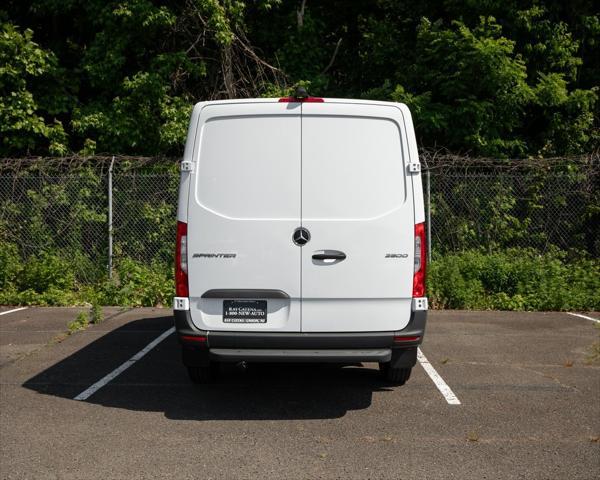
[186,101,302,332]
[300,102,414,332]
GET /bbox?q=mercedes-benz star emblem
[293,227,310,246]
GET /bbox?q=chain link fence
[0,154,598,286]
[0,157,179,285]
[112,170,179,267]
[420,152,599,258]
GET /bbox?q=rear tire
[187,362,220,384]
[379,362,412,385]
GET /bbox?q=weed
[90,303,103,324]
[49,332,69,345]
[67,311,89,333]
[585,324,600,364]
[467,431,480,442]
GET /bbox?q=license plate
[223,300,267,323]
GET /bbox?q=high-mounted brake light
[175,221,189,297]
[279,86,323,103]
[412,222,427,298]
[278,96,324,103]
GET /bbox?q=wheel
[379,362,412,385]
[187,362,220,384]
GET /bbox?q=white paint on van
[181,98,425,334]
[187,101,302,332]
[301,102,414,332]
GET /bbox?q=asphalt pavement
[1,307,598,479]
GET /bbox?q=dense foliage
[428,248,600,311]
[1,157,598,310]
[1,2,599,310]
[0,243,174,307]
[2,240,598,311]
[2,0,598,157]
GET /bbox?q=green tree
[384,17,534,156]
[1,0,598,157]
[0,23,69,155]
[3,0,283,156]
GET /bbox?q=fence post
[426,168,431,262]
[108,156,114,279]
[421,154,432,262]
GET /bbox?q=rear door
[187,101,302,332]
[301,102,414,332]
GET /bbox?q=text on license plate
[223,300,267,323]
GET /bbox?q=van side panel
[177,103,203,223]
[399,103,425,224]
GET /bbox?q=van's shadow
[23,315,393,421]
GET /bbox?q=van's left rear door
[187,101,302,332]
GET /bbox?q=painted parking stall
[1,308,599,479]
[0,307,28,316]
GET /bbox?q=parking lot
[1,307,598,479]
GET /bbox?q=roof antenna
[294,85,308,100]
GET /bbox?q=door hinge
[407,162,421,174]
[181,160,194,172]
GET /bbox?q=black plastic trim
[201,289,290,299]
[210,348,392,363]
[174,309,206,337]
[207,331,394,349]
[312,252,346,261]
[174,309,427,342]
[390,347,418,368]
[173,308,427,366]
[394,310,427,338]
[181,344,210,367]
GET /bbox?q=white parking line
[74,327,175,401]
[417,348,461,405]
[566,312,599,323]
[0,307,28,316]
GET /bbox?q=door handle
[312,250,346,261]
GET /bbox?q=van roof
[193,98,409,109]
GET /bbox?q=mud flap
[390,347,417,369]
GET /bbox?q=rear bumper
[210,348,392,363]
[173,309,427,367]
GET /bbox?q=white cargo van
[173,92,428,385]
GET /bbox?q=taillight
[175,221,188,297]
[412,222,426,297]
